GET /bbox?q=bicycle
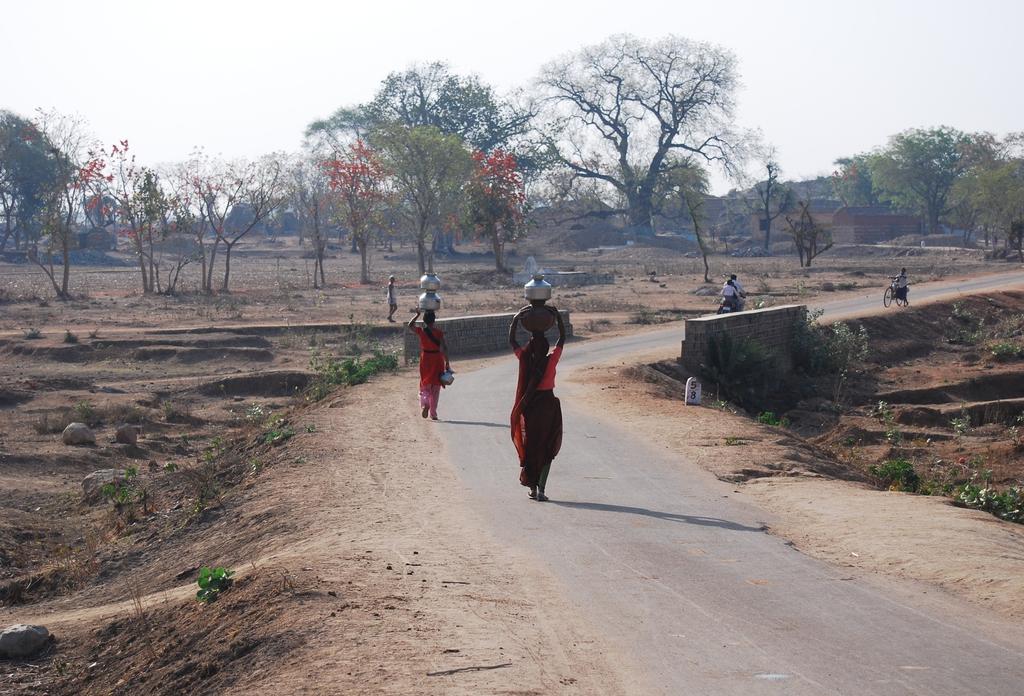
[883,277,909,308]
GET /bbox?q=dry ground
[0,237,1019,692]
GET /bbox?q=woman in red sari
[509,307,566,501]
[408,309,450,420]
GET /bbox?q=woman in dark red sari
[408,309,450,420]
[509,308,566,501]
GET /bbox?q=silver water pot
[418,291,442,311]
[523,273,552,301]
[419,273,441,291]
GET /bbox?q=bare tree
[752,156,792,251]
[218,156,285,292]
[785,200,833,267]
[290,155,333,288]
[534,34,744,236]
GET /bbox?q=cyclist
[891,267,909,303]
[720,278,740,312]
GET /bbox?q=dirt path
[2,373,621,694]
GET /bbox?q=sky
[3,0,1022,193]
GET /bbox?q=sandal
[421,406,429,418]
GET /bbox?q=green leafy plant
[724,436,744,446]
[947,302,984,345]
[307,350,398,401]
[74,400,98,427]
[756,411,789,427]
[195,566,235,603]
[955,481,1024,524]
[950,409,972,438]
[246,403,270,423]
[872,401,903,444]
[990,341,1024,361]
[262,415,296,446]
[869,458,920,492]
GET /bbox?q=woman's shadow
[550,500,764,532]
[443,420,508,429]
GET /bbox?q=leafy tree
[323,140,391,283]
[0,111,57,252]
[309,62,530,154]
[465,149,526,272]
[869,126,979,235]
[831,155,880,207]
[373,124,473,273]
[534,34,743,237]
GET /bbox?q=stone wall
[404,310,572,363]
[680,305,806,375]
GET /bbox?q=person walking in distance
[408,309,450,420]
[386,275,398,322]
[508,307,566,501]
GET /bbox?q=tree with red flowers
[30,110,108,299]
[322,140,390,283]
[465,149,525,272]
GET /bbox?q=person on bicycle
[721,278,740,311]
[892,267,909,302]
[730,274,747,311]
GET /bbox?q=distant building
[749,199,841,243]
[831,207,922,244]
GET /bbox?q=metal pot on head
[523,273,552,302]
[419,273,441,292]
[520,274,555,334]
[418,291,442,311]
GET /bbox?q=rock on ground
[115,424,139,445]
[62,422,96,446]
[82,469,128,502]
[0,624,51,659]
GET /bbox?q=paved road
[437,270,1024,695]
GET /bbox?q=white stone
[685,377,702,405]
[62,422,95,446]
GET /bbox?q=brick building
[831,207,921,244]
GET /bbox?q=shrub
[756,411,789,427]
[23,328,42,340]
[955,482,1024,524]
[307,350,398,401]
[195,566,235,603]
[63,329,78,344]
[702,333,776,409]
[791,310,870,404]
[869,458,920,492]
[262,415,296,446]
[73,401,99,427]
[950,409,971,438]
[947,303,984,345]
[990,341,1024,361]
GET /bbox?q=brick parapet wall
[404,310,572,363]
[680,305,806,375]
